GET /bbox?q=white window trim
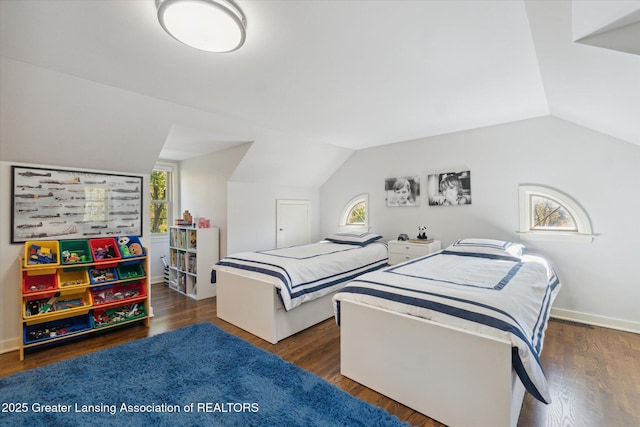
[339,193,370,231]
[150,161,178,241]
[517,184,596,243]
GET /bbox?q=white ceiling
[1,0,639,164]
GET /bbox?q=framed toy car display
[11,165,143,243]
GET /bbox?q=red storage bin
[22,271,58,294]
[89,238,121,267]
[91,281,147,308]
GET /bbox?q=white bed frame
[339,299,526,427]
[216,270,336,344]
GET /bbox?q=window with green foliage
[150,169,172,234]
[347,201,366,225]
[341,194,369,228]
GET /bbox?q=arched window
[518,185,596,242]
[341,194,369,228]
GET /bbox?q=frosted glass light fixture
[156,0,246,53]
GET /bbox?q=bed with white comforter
[333,238,561,427]
[213,232,388,343]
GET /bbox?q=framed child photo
[427,170,471,206]
[385,176,420,207]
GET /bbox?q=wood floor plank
[2,283,639,427]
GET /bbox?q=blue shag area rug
[0,322,407,426]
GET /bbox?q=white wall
[320,116,640,332]
[148,239,169,285]
[227,182,320,254]
[179,144,251,259]
[147,144,250,282]
[0,58,168,174]
[0,161,151,353]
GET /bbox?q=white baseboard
[0,337,20,355]
[551,307,640,334]
[150,275,164,285]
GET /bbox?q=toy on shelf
[28,283,55,292]
[57,268,89,288]
[175,210,194,227]
[38,294,59,314]
[60,279,85,287]
[93,245,117,260]
[24,314,93,344]
[27,321,73,341]
[117,236,145,258]
[417,225,429,240]
[27,244,56,265]
[119,245,131,257]
[26,292,85,316]
[88,267,117,284]
[23,272,58,294]
[93,303,145,327]
[62,250,87,263]
[92,286,141,305]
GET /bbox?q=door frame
[276,199,311,248]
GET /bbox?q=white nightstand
[387,239,442,265]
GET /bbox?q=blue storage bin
[24,314,93,344]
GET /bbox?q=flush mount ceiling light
[156,0,246,53]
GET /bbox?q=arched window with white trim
[340,194,369,229]
[518,185,596,242]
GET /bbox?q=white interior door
[276,200,311,248]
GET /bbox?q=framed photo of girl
[385,176,420,207]
[427,170,471,206]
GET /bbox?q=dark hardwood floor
[2,283,639,426]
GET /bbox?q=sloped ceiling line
[1,1,639,180]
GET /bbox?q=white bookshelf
[168,226,219,300]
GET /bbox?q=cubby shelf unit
[19,238,149,361]
[168,226,219,300]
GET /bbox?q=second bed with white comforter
[334,239,560,404]
[215,237,388,311]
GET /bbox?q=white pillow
[325,232,383,246]
[445,238,525,257]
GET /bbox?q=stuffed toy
[118,236,131,257]
[117,236,143,256]
[128,243,144,256]
[417,226,428,240]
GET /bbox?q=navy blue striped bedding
[213,241,388,311]
[333,250,560,404]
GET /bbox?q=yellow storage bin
[23,288,92,321]
[58,268,90,288]
[24,241,60,269]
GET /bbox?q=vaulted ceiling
[1,1,639,178]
